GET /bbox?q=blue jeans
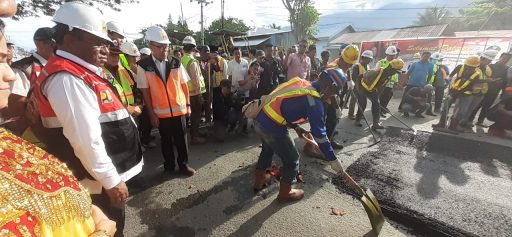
[254,121,300,184]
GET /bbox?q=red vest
[35,57,128,128]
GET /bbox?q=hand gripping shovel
[301,132,384,235]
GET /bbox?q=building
[314,24,355,60]
[232,27,295,50]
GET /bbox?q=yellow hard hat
[413,52,421,59]
[464,55,480,68]
[340,44,360,65]
[390,58,404,70]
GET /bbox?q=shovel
[301,132,385,235]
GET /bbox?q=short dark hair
[299,39,308,45]
[183,44,195,52]
[219,79,231,88]
[308,45,317,51]
[249,48,257,56]
[231,47,240,54]
[421,51,431,56]
[249,61,260,68]
[264,44,273,49]
[321,50,329,57]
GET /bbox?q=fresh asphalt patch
[332,127,512,237]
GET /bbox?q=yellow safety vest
[379,59,398,87]
[451,65,481,95]
[181,54,206,96]
[471,65,492,95]
[105,65,135,106]
[215,56,226,87]
[361,68,385,92]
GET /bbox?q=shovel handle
[339,169,366,196]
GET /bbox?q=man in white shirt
[6,27,55,135]
[227,47,249,97]
[33,3,143,236]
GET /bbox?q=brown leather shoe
[179,165,196,176]
[277,181,304,203]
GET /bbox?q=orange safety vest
[261,77,321,126]
[104,65,135,106]
[139,57,190,118]
[451,65,481,95]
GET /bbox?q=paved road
[124,94,512,237]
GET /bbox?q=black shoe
[415,113,426,118]
[347,114,355,120]
[330,140,344,150]
[163,167,175,175]
[403,112,410,117]
[380,112,387,118]
[355,120,362,127]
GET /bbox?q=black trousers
[356,89,380,122]
[434,86,445,112]
[379,87,393,112]
[324,101,338,139]
[470,89,501,123]
[91,191,125,237]
[138,107,153,144]
[158,116,189,170]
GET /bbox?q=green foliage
[268,23,281,30]
[204,17,250,46]
[281,0,320,41]
[413,6,452,26]
[456,0,512,30]
[13,0,138,20]
[164,14,194,45]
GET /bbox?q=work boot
[354,119,362,127]
[448,119,465,133]
[277,181,304,203]
[372,119,385,130]
[403,112,410,117]
[347,114,355,120]
[254,169,272,192]
[330,140,344,150]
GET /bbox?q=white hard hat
[431,52,444,60]
[52,2,110,42]
[361,50,374,59]
[480,49,499,61]
[145,26,170,44]
[182,36,196,46]
[385,45,398,56]
[120,41,140,57]
[107,21,126,37]
[140,47,151,55]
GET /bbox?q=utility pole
[221,0,224,29]
[192,0,212,45]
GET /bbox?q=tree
[163,14,194,45]
[268,23,281,30]
[413,6,452,26]
[281,0,320,41]
[203,17,250,46]
[456,0,512,30]
[13,0,138,20]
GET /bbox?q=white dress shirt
[43,50,143,194]
[136,56,190,89]
[10,52,47,97]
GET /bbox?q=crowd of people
[1,0,512,236]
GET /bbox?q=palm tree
[268,23,282,30]
[414,6,452,26]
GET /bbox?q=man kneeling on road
[252,71,346,203]
[402,84,434,118]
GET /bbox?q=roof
[330,24,448,44]
[232,37,271,47]
[454,30,512,38]
[316,24,353,39]
[246,28,288,37]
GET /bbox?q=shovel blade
[360,189,385,235]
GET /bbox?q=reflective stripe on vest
[35,57,129,128]
[429,64,439,85]
[262,77,321,126]
[181,54,206,96]
[451,65,481,94]
[215,56,226,86]
[145,69,188,118]
[361,68,384,92]
[379,59,398,86]
[472,65,492,95]
[105,66,135,106]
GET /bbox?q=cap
[33,27,55,41]
[256,50,265,58]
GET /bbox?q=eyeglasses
[150,43,169,51]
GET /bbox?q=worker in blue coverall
[252,68,347,203]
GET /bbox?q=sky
[5,0,469,50]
